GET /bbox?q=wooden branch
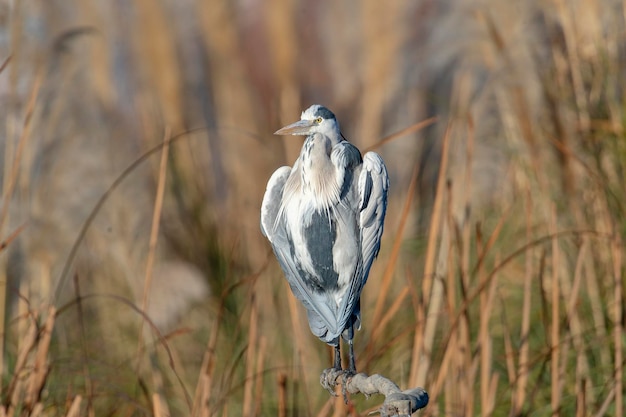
[320,368,429,416]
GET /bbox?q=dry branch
[320,369,428,416]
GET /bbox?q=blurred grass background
[0,0,625,416]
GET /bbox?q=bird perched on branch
[261,104,389,375]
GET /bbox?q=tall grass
[1,0,625,416]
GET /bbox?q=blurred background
[0,0,624,416]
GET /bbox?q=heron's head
[274,104,341,139]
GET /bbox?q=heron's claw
[320,368,339,396]
[320,367,356,403]
[341,370,355,404]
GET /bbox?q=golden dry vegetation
[0,0,624,416]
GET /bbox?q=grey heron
[261,104,389,374]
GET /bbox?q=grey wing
[272,237,340,342]
[260,166,291,241]
[358,152,389,282]
[333,152,389,334]
[261,166,340,342]
[271,228,341,343]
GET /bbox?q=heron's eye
[315,117,323,124]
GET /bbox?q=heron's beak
[274,119,315,135]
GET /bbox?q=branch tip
[319,368,428,416]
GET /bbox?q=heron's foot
[320,367,341,396]
[340,370,355,404]
[320,367,357,403]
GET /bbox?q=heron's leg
[346,324,357,374]
[333,343,342,370]
[321,341,343,395]
[334,323,356,404]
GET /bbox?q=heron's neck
[300,135,341,207]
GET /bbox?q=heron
[261,104,389,375]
